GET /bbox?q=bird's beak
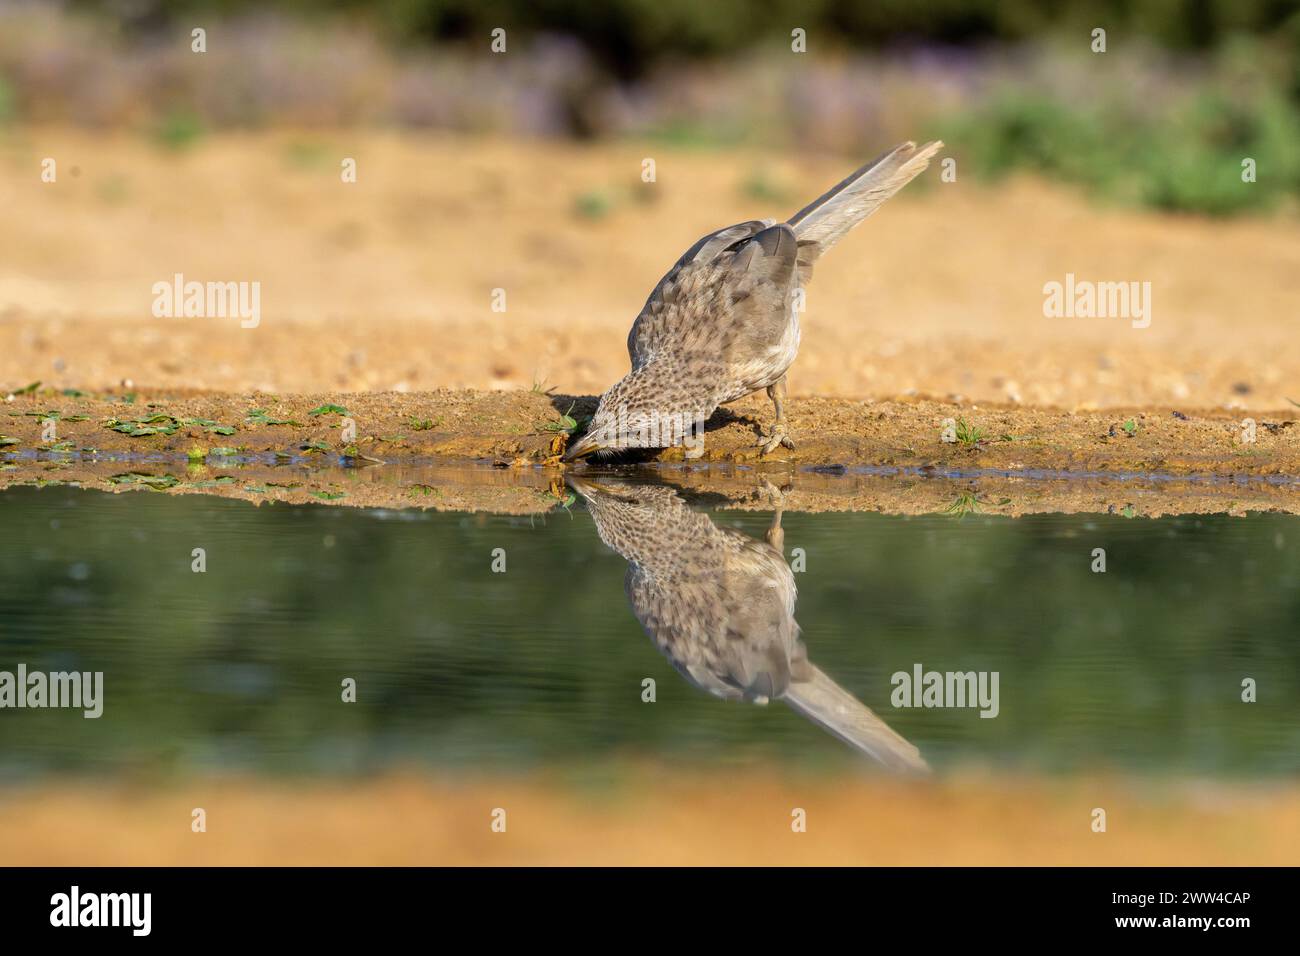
[564,433,602,461]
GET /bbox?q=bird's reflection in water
[568,476,927,773]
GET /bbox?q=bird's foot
[757,426,795,456]
[758,477,791,504]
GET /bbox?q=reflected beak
[566,476,632,505]
[566,476,614,497]
[564,433,602,461]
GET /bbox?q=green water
[0,482,1296,779]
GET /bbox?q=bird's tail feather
[783,664,929,773]
[788,140,943,256]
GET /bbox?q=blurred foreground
[2,770,1296,865]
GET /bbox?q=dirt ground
[3,386,1299,515]
[7,385,1300,515]
[2,130,1300,510]
[2,768,1295,866]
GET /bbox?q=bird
[565,140,943,460]
[567,475,928,772]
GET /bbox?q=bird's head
[565,476,711,572]
[565,364,714,460]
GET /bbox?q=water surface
[1,481,1296,780]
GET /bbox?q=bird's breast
[719,307,801,403]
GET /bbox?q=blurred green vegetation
[81,1,1300,78]
[938,38,1300,214]
[0,484,1296,781]
[4,2,1290,214]
[151,110,207,150]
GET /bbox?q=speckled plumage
[567,140,943,459]
[569,477,927,771]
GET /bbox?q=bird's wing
[627,219,774,367]
[712,558,802,700]
[626,568,742,700]
[716,223,801,368]
[787,140,943,273]
[783,664,929,773]
[626,547,800,703]
[631,222,802,372]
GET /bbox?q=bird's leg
[758,376,796,454]
[759,478,785,553]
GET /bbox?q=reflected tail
[783,665,929,773]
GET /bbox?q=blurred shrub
[1141,92,1300,213]
[93,0,1300,80]
[151,109,207,149]
[0,75,13,124]
[572,188,613,220]
[938,41,1300,214]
